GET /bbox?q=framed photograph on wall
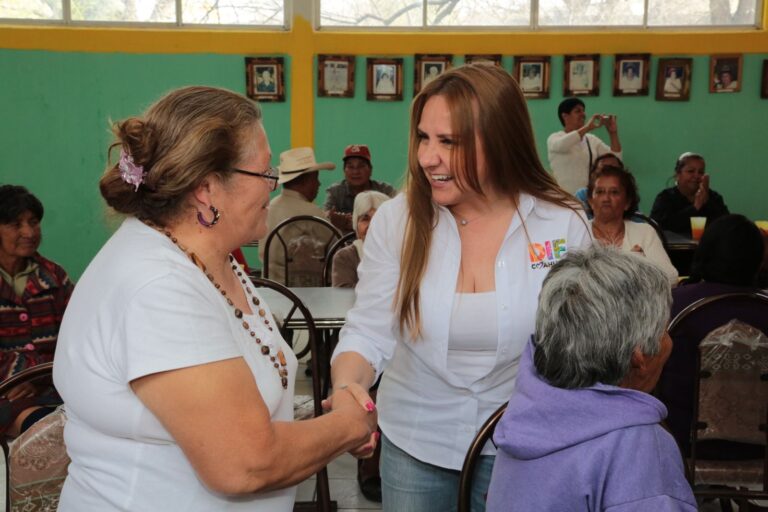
[762,60,768,99]
[318,55,355,98]
[415,54,452,93]
[514,56,550,99]
[613,54,649,96]
[367,58,403,101]
[465,54,502,67]
[245,57,285,102]
[710,54,743,93]
[564,54,600,96]
[656,58,692,101]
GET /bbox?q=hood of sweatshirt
[493,341,667,460]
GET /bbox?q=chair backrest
[632,211,669,252]
[262,215,342,287]
[248,277,334,512]
[694,323,768,445]
[0,362,66,512]
[323,232,356,286]
[457,402,507,512]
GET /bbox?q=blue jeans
[380,433,494,512]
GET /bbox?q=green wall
[1,49,766,279]
[0,50,291,278]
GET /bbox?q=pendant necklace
[143,220,288,389]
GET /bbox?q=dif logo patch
[528,238,567,270]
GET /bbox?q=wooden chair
[262,216,342,287]
[322,232,356,286]
[249,277,335,512]
[0,363,66,512]
[457,402,507,512]
[666,292,768,509]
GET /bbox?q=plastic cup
[756,220,768,236]
[690,217,707,242]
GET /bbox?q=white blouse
[332,193,592,469]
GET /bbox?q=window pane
[71,0,175,22]
[427,0,530,26]
[320,0,422,27]
[648,0,758,25]
[182,0,284,25]
[0,0,62,20]
[538,0,643,26]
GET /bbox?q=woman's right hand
[322,383,378,456]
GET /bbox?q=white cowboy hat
[277,147,336,184]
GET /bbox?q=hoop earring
[197,205,220,228]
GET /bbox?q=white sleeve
[331,199,403,379]
[547,130,581,154]
[634,224,679,286]
[120,272,240,382]
[568,208,594,251]
[589,133,622,160]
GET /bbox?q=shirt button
[501,304,507,310]
[19,312,29,322]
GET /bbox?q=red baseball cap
[343,144,372,165]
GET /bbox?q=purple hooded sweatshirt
[486,342,696,511]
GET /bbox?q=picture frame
[710,54,743,93]
[367,58,403,101]
[613,54,650,96]
[465,54,502,67]
[564,54,600,96]
[656,58,692,101]
[318,55,355,98]
[514,56,550,99]
[762,60,768,99]
[245,57,285,102]
[414,54,452,94]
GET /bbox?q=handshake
[323,383,380,459]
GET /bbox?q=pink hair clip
[119,148,145,191]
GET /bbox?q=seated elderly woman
[0,184,73,435]
[486,245,696,511]
[658,214,767,456]
[588,165,678,285]
[331,190,390,288]
[574,152,624,213]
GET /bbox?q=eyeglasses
[231,166,280,191]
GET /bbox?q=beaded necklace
[144,220,289,389]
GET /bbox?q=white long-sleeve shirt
[547,130,622,194]
[331,193,592,469]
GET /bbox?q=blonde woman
[328,65,591,511]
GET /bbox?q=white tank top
[447,291,499,385]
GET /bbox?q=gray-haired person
[487,245,696,511]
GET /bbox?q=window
[0,0,285,26]
[319,0,762,28]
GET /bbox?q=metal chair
[665,292,768,509]
[323,232,356,286]
[0,363,65,512]
[262,216,342,287]
[457,402,507,512]
[249,278,335,512]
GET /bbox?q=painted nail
[374,431,381,441]
[365,401,376,412]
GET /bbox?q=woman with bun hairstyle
[53,86,376,512]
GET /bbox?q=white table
[258,287,356,330]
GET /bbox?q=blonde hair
[397,64,577,339]
[99,86,263,226]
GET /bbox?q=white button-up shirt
[332,193,592,470]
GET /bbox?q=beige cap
[277,147,336,184]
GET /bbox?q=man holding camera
[547,97,622,194]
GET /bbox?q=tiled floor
[295,361,382,511]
